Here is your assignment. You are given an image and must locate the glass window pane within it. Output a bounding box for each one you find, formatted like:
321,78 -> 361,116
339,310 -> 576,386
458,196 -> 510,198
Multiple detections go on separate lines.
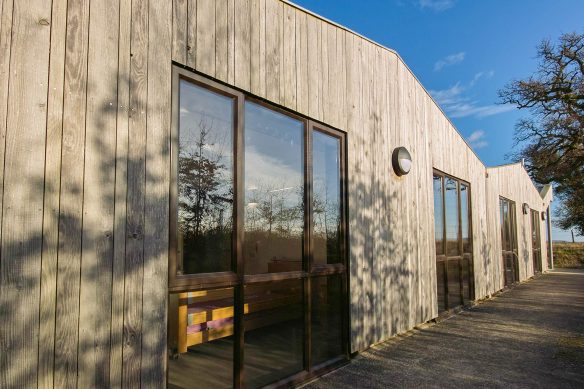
436,261 -> 446,312
462,256 -> 471,303
313,131 -> 342,265
460,184 -> 471,253
433,175 -> 444,255
509,202 -> 516,251
178,80 -> 234,274
500,199 -> 509,251
311,276 -> 343,366
447,260 -> 461,308
168,287 -> 234,389
244,102 -> 305,274
244,280 -> 304,388
445,178 -> 460,256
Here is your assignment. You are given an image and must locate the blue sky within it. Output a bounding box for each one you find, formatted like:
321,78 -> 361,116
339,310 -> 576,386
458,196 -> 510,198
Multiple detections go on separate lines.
292,0 -> 584,242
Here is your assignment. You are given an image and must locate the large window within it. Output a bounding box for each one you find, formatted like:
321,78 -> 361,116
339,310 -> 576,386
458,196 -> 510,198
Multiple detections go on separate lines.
531,209 -> 542,273
433,171 -> 474,313
168,67 -> 348,389
500,197 -> 518,286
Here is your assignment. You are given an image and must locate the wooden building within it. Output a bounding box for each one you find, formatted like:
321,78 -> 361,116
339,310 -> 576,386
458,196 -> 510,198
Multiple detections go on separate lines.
0,0 -> 553,388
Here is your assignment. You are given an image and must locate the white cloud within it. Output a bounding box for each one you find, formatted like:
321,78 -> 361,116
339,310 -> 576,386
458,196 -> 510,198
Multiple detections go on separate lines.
418,0 -> 456,12
429,71 -> 515,119
466,130 -> 488,149
469,70 -> 495,87
434,52 -> 466,71
449,103 -> 515,119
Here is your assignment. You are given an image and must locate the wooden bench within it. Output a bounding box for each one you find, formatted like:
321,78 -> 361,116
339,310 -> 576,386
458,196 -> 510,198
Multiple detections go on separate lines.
172,280 -> 302,354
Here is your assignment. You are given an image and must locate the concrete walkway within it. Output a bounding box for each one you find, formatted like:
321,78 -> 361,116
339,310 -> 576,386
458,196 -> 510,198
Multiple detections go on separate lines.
306,269 -> 584,388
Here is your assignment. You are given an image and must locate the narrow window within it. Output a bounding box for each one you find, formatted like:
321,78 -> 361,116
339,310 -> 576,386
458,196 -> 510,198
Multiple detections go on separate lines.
177,80 -> 235,275
243,101 -> 304,275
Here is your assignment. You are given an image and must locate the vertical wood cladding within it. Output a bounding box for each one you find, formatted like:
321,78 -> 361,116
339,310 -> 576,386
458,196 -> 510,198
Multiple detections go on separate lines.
0,0 -> 552,386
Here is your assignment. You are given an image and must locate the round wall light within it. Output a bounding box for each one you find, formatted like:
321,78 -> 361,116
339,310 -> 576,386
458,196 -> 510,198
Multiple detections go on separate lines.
392,147 -> 412,176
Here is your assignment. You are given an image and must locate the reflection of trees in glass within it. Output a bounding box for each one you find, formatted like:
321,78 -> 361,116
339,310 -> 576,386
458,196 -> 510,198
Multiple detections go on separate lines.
244,181 -> 304,274
179,117 -> 232,274
245,182 -> 303,237
313,181 -> 341,264
444,178 -> 459,255
433,175 -> 444,255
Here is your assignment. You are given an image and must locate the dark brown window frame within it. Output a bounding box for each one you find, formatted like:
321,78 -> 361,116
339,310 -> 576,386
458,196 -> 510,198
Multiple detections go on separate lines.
168,64 -> 350,388
432,169 -> 475,312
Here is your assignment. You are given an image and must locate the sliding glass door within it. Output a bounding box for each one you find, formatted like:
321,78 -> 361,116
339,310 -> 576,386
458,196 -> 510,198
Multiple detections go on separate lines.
168,66 -> 348,389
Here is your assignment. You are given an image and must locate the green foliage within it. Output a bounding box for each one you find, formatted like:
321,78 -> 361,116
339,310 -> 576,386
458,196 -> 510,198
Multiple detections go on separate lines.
499,32 -> 584,236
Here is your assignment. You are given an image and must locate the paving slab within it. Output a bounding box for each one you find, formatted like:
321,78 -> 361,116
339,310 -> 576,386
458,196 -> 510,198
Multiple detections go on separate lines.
305,269 -> 584,388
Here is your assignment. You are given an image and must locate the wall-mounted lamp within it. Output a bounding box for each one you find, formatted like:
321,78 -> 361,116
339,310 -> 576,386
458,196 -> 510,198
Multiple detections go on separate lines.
392,147 -> 412,176
541,212 -> 547,221
522,203 -> 530,215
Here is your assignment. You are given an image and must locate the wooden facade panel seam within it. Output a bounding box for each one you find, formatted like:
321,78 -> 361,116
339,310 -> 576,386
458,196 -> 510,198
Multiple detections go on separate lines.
109,0 -> 133,386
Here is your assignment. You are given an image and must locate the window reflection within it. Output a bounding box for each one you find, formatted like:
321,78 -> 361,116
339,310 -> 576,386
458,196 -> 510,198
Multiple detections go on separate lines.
244,102 -> 305,274
434,173 -> 473,312
168,288 -> 234,389
312,276 -> 343,365
445,178 -> 460,256
461,184 -> 470,253
178,81 -> 234,274
244,280 -> 304,388
447,260 -> 461,307
313,131 -> 342,265
433,175 -> 444,255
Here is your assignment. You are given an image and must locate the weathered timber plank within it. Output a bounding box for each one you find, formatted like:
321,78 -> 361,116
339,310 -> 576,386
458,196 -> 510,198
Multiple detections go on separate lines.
306,14 -> 320,119
141,0 -> 171,386
0,0 -> 51,387
186,0 -> 197,69
250,0 -> 261,95
282,3 -> 296,109
227,0 -> 235,85
172,0 -> 187,64
265,0 -> 280,103
295,9 -> 308,115
0,0 -> 14,255
122,0 -> 149,385
37,0 -> 67,387
215,0 -> 229,82
77,0 -> 119,387
234,0 -> 250,90
196,0 -> 215,77
109,0 -> 132,385
54,0 -> 90,387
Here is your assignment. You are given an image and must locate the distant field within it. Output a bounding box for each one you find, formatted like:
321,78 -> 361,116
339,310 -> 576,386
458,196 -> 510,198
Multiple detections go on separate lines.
553,242 -> 584,269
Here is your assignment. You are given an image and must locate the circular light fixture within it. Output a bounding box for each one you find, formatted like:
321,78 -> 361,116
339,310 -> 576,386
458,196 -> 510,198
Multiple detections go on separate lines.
392,147 -> 412,176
